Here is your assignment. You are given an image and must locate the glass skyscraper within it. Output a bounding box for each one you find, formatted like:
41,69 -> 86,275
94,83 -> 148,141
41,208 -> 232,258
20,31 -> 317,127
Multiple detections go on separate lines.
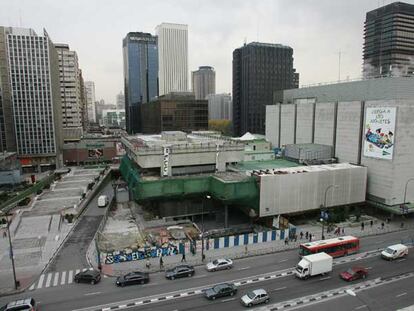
123,32 -> 158,134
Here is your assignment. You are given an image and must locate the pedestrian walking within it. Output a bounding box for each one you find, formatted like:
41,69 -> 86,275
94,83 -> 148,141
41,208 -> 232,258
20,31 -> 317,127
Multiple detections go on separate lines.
300,231 -> 304,239
284,237 -> 289,245
244,245 -> 248,254
361,222 -> 365,231
2,231 -> 6,238
309,233 -> 312,242
146,258 -> 151,269
322,235 -> 325,240
386,218 -> 390,224
370,220 -> 373,228
294,234 -> 298,242
401,222 -> 404,228
159,256 -> 164,269
342,228 -> 345,235
181,252 -> 186,262
381,222 -> 384,230
305,231 -> 309,240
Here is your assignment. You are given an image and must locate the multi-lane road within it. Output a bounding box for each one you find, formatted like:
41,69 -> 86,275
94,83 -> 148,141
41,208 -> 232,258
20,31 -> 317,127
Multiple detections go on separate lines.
1,228 -> 413,311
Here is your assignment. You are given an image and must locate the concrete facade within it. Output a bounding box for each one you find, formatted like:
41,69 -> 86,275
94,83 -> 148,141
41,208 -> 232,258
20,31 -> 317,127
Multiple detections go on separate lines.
267,77 -> 414,207
85,81 -> 96,123
192,66 -> 215,100
207,93 -> 232,121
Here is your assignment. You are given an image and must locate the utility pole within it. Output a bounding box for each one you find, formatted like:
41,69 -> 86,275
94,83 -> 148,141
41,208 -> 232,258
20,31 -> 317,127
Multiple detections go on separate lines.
1,212 -> 18,289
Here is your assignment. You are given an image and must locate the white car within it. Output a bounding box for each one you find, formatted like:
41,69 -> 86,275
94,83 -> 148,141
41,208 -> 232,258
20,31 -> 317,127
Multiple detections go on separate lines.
240,289 -> 269,307
206,258 -> 233,272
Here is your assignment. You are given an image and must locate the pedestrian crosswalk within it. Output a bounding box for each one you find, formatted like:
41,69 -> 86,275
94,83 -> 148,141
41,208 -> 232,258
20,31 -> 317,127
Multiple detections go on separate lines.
28,267 -> 108,291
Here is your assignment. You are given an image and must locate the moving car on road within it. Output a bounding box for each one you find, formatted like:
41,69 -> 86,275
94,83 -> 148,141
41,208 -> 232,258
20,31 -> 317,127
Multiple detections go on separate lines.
98,195 -> 109,207
339,266 -> 368,281
204,283 -> 237,300
0,298 -> 37,311
116,271 -> 149,287
165,265 -> 194,280
240,289 -> 269,307
206,258 -> 233,272
381,244 -> 408,260
74,270 -> 101,284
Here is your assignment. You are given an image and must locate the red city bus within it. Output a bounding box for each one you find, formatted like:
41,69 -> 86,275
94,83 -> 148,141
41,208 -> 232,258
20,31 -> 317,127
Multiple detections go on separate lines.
299,236 -> 360,258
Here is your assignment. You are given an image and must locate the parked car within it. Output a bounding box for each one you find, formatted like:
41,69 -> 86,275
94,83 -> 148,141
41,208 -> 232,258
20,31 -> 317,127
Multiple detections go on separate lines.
0,297 -> 37,311
98,195 -> 109,207
116,271 -> 149,287
206,258 -> 233,272
240,289 -> 269,307
165,265 -> 194,280
381,244 -> 408,260
204,283 -> 237,300
74,270 -> 101,284
339,267 -> 368,281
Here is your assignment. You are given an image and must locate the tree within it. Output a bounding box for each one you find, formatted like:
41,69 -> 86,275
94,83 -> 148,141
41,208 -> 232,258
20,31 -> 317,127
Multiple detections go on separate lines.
208,119 -> 232,136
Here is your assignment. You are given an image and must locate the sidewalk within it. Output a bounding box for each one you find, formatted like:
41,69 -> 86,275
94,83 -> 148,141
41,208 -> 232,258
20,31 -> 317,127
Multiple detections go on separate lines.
91,217 -> 414,277
0,167 -> 109,296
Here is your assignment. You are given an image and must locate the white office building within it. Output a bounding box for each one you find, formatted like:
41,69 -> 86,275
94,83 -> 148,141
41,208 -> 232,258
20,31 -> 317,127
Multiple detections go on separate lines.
84,81 -> 96,123
156,23 -> 188,95
207,93 -> 232,120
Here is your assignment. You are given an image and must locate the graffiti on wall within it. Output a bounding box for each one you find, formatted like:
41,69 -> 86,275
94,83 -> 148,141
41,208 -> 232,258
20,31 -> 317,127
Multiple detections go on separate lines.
104,243 -> 179,264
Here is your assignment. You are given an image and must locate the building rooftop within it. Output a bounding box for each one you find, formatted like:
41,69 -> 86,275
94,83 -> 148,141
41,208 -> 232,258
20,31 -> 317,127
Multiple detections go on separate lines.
229,159 -> 299,172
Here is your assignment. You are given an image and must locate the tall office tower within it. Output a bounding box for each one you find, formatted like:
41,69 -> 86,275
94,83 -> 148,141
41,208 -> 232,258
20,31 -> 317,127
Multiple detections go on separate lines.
206,93 -> 232,120
192,66 -> 216,99
78,69 -> 87,130
116,91 -> 125,110
0,26 -> 63,171
55,43 -> 83,141
84,81 -> 96,123
123,32 -> 158,134
363,2 -> 414,78
232,42 -> 296,136
156,23 -> 188,96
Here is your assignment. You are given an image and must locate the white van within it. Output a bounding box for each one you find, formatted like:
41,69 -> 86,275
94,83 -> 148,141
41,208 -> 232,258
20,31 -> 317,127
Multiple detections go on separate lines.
381,244 -> 408,260
97,195 -> 109,208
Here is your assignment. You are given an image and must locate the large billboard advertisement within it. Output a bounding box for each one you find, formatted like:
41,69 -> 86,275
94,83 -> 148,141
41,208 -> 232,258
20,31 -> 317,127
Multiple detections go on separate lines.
363,107 -> 396,160
88,149 -> 103,159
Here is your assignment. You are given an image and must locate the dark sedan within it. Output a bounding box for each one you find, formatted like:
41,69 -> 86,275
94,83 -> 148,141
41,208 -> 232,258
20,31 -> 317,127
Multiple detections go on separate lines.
165,265 -> 195,280
204,283 -> 237,300
116,271 -> 149,287
340,267 -> 368,281
74,270 -> 101,285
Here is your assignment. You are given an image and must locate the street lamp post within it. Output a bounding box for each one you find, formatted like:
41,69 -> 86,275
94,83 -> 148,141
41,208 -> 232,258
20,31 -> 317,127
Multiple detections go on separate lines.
403,178 -> 414,214
321,184 -> 339,239
1,212 -> 18,289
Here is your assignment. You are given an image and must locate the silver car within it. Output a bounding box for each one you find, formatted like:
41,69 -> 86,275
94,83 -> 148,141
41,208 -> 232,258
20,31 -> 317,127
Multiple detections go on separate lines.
240,289 -> 269,307
206,258 -> 233,272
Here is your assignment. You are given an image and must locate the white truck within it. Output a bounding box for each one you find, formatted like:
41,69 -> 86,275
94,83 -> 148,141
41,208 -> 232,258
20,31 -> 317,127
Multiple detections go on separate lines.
295,252 -> 333,279
381,244 -> 408,260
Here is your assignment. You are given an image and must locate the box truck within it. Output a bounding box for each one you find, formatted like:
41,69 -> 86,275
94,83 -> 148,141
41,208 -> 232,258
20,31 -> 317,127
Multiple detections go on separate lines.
295,252 -> 333,279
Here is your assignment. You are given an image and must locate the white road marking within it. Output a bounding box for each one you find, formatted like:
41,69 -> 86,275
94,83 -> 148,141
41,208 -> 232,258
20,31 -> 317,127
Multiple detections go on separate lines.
221,298 -> 236,302
319,276 -> 331,281
45,273 -> 53,288
53,272 -> 59,286
271,287 -> 287,291
68,270 -> 73,284
119,305 -> 127,309
37,274 -> 45,289
29,283 -> 35,290
396,258 -> 406,262
237,266 -> 250,271
279,259 -> 288,263
193,274 -> 207,279
84,292 -> 102,296
396,292 -> 407,298
375,240 -> 385,244
61,271 -> 66,285
355,305 -> 368,310
366,267 -> 373,270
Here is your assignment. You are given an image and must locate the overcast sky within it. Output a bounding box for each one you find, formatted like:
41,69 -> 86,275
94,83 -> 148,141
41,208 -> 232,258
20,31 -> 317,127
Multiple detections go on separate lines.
2,0 -> 413,104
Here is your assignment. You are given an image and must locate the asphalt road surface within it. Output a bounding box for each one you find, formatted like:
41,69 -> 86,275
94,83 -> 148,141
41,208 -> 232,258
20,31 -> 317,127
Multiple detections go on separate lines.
1,228 -> 413,311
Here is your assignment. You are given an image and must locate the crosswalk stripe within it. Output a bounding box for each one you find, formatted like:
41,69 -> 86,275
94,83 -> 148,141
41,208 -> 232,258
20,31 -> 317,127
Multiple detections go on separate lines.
53,272 -> 59,286
45,273 -> 53,288
37,274 -> 45,289
68,270 -> 73,284
89,267 -> 93,270
61,271 -> 66,285
29,283 -> 36,290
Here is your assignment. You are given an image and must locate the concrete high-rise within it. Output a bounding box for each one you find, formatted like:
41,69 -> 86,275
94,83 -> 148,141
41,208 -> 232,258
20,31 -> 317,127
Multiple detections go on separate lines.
0,26 -> 63,171
123,32 -> 158,134
55,43 -> 83,141
232,42 -> 297,136
363,2 -> 414,78
156,23 -> 188,95
192,66 -> 215,100
84,81 -> 96,123
207,93 -> 232,120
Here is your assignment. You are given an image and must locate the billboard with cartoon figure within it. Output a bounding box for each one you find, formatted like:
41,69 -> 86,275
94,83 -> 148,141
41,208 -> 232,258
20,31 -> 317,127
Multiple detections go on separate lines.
363,107 -> 396,160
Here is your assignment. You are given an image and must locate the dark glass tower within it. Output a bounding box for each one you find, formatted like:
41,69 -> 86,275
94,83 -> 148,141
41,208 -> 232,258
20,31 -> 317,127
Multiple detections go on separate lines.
123,32 -> 158,134
363,2 -> 414,78
232,42 -> 297,136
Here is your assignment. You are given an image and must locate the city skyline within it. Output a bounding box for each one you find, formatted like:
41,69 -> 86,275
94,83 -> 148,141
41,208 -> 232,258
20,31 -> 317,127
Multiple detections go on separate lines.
2,0 -> 414,104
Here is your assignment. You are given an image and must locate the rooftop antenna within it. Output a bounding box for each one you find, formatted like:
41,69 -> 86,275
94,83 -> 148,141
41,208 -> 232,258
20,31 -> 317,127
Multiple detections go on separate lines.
244,37 -> 247,46
338,50 -> 341,82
